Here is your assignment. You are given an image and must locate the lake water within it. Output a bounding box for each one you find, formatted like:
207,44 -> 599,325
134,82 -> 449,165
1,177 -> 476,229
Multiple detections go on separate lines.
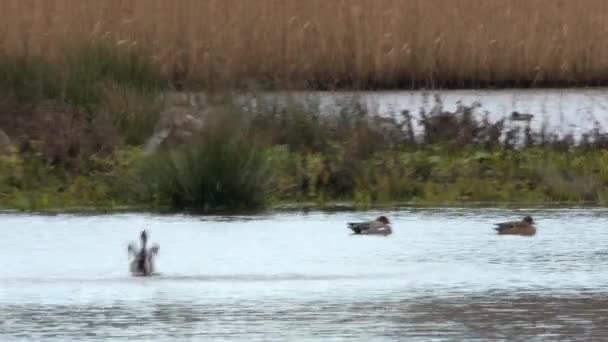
225,87 -> 608,136
2,208 -> 608,340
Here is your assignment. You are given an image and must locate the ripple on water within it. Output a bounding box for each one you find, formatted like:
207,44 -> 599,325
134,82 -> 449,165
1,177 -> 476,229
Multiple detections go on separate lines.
1,208 -> 608,340
1,292 -> 608,341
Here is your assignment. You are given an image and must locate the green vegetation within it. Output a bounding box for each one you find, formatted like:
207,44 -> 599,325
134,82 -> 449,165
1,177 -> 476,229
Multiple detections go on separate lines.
2,44 -> 608,213
4,144 -> 608,212
141,135 -> 271,212
0,41 -> 165,104
0,41 -> 166,147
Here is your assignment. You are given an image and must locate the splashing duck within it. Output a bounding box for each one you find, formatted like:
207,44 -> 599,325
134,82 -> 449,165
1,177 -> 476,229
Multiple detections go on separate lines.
128,230 -> 160,276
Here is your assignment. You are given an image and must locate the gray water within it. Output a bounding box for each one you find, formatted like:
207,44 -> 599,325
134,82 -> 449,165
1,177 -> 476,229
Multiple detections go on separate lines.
228,87 -> 608,136
2,208 -> 608,341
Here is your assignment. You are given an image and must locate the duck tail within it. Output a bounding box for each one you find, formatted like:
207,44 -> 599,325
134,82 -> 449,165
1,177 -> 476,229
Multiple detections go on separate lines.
494,225 -> 508,233
348,223 -> 362,234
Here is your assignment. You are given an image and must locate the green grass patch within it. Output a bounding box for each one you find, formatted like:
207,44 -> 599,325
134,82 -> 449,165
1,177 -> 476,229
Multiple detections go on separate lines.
140,135 -> 272,212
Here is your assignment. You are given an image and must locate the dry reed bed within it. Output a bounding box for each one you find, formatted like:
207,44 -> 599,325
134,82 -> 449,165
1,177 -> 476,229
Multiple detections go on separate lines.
2,0 -> 608,89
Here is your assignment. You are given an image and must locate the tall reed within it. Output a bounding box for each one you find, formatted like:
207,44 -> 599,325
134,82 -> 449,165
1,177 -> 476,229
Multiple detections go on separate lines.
3,0 -> 608,89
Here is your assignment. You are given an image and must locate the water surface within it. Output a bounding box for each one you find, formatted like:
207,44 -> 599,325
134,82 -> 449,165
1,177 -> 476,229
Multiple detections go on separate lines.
1,208 -> 608,340
233,88 -> 608,136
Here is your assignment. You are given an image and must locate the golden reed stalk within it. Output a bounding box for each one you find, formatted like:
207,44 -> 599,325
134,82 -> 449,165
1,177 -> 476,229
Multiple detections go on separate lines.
2,0 -> 608,89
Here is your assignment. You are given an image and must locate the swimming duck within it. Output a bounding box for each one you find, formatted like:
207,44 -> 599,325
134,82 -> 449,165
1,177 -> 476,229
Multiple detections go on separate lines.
348,216 -> 392,235
494,216 -> 536,236
127,230 -> 160,276
510,111 -> 534,121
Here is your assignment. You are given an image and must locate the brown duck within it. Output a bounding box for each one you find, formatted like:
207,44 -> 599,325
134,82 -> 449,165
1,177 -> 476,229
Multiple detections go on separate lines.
494,216 -> 536,236
348,216 -> 392,235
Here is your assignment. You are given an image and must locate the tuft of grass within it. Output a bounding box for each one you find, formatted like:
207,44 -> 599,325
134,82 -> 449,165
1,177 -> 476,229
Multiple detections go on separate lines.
62,41 -> 166,112
0,41 -> 167,167
0,41 -> 165,107
0,54 -> 61,104
101,84 -> 163,146
140,134 -> 271,212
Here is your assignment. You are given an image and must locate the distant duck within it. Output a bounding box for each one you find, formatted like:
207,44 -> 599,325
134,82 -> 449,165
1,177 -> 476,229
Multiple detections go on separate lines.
348,216 -> 392,235
510,111 -> 534,121
494,216 -> 536,236
128,230 -> 160,276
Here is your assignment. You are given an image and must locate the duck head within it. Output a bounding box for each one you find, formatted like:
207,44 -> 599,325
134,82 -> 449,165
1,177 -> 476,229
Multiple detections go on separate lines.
523,216 -> 534,224
376,216 -> 390,225
140,230 -> 148,247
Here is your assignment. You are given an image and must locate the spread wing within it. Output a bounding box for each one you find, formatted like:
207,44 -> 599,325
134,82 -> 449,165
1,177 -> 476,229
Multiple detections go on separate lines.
150,243 -> 160,256
127,242 -> 138,257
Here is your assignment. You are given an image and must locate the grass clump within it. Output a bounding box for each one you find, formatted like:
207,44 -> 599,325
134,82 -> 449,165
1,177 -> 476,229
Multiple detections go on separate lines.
0,55 -> 61,104
0,41 -> 165,108
0,41 -> 167,168
62,41 -> 165,112
141,134 -> 271,212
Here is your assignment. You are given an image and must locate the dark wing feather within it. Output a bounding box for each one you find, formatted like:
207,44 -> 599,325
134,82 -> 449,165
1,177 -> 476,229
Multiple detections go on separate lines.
494,221 -> 517,232
348,221 -> 371,234
127,243 -> 138,256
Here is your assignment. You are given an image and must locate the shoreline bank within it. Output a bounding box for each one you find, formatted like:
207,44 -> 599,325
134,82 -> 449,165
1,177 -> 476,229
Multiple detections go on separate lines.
1,200 -> 606,216
3,45 -> 608,213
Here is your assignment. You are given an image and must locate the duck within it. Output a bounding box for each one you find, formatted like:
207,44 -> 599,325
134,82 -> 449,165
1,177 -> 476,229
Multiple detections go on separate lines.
510,111 -> 534,121
494,216 -> 536,236
348,216 -> 392,235
127,230 -> 160,276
